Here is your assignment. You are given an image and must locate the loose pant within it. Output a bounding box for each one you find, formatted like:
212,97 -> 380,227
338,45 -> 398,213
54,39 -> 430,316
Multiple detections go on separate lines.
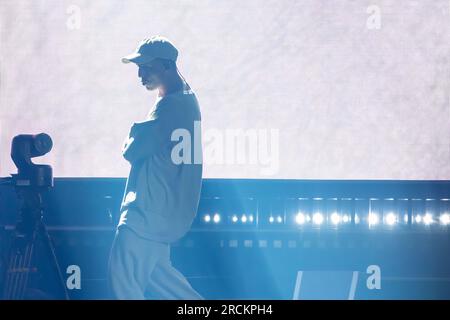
108,226 -> 204,300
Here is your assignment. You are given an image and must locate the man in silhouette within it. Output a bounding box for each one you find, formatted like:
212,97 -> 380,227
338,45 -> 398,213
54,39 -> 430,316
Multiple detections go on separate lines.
108,36 -> 204,300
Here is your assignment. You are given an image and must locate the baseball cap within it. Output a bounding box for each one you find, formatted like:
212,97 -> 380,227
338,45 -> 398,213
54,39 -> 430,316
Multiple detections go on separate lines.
121,35 -> 178,65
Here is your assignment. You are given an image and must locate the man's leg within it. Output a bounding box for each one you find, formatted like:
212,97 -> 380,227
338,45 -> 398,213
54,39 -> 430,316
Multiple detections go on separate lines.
108,226 -> 164,299
146,245 -> 205,300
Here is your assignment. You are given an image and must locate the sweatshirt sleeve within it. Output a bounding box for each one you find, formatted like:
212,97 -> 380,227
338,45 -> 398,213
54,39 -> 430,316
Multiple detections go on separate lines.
122,99 -> 173,164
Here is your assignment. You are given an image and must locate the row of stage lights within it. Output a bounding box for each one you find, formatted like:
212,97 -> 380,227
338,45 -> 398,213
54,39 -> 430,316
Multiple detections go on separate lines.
201,212 -> 450,227
203,213 -> 255,224
292,212 -> 450,227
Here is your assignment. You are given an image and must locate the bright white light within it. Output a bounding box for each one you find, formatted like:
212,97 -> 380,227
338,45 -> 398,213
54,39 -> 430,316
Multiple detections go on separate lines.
213,213 -> 221,223
404,214 -> 409,223
355,214 -> 360,224
368,213 -> 379,226
241,214 -> 248,223
277,216 -> 283,223
248,215 -> 254,222
312,212 -> 324,225
269,216 -> 274,223
204,214 -> 211,223
342,215 -> 350,223
330,212 -> 341,225
423,213 -> 434,225
295,213 -> 306,225
385,213 -> 397,226
439,213 -> 450,225
232,215 -> 238,223
415,215 -> 422,223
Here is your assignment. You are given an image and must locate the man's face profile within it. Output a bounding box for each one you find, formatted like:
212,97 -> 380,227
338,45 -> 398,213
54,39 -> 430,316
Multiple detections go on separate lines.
137,60 -> 166,91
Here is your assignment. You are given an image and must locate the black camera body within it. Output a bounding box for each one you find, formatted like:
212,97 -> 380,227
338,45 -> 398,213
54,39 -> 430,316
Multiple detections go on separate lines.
10,133 -> 53,188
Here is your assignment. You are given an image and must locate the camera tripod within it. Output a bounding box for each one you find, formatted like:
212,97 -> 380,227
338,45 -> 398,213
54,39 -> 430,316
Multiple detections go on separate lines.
1,183 -> 69,300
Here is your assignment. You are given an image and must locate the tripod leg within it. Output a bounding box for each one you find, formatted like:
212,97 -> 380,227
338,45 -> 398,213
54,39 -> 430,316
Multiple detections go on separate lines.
39,223 -> 69,300
10,244 -> 26,299
3,247 -> 20,299
2,234 -> 33,300
17,236 -> 35,299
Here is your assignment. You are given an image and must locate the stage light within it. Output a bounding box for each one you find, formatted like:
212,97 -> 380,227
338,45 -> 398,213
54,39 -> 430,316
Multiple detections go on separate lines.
241,214 -> 247,223
415,215 -> 422,223
276,216 -> 283,223
312,212 -> 324,225
330,212 -> 341,225
204,214 -> 211,223
248,215 -> 254,223
295,212 -> 306,225
213,213 -> 221,223
354,214 -> 360,224
368,213 -> 379,226
269,216 -> 274,223
232,215 -> 238,223
385,212 -> 397,226
423,213 -> 434,225
439,213 -> 450,225
342,214 -> 350,223
403,214 -> 409,223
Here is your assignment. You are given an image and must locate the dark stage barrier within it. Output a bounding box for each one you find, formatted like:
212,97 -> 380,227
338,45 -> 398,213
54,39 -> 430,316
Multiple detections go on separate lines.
1,179 -> 450,299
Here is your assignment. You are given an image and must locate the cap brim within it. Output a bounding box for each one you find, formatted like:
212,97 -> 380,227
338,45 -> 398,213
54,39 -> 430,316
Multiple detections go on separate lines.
121,52 -> 144,64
